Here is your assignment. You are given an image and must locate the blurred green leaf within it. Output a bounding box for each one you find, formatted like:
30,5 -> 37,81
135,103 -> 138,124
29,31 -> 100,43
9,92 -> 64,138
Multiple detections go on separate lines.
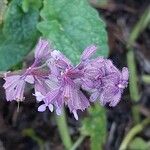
38,0 -> 108,64
81,104 -> 106,150
0,0 -> 40,71
129,138 -> 150,150
128,6 -> 150,47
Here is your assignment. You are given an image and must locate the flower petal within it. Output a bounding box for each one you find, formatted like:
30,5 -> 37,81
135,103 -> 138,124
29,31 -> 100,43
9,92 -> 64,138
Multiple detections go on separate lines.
100,85 -> 119,106
25,75 -> 34,84
72,110 -> 78,120
34,91 -> 45,101
81,45 -> 97,60
90,91 -> 100,102
56,107 -> 62,115
34,38 -> 51,59
38,104 -> 46,112
122,67 -> 129,81
45,88 -> 60,103
48,104 -> 54,112
109,91 -> 122,107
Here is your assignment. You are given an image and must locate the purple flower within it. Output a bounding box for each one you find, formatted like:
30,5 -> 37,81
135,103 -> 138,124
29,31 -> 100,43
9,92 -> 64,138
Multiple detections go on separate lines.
3,38 -> 52,102
3,38 -> 129,120
82,57 -> 106,92
34,38 -> 51,60
84,57 -> 129,107
81,45 -> 97,61
41,77 -> 90,120
34,49 -> 90,119
3,74 -> 34,101
100,67 -> 129,106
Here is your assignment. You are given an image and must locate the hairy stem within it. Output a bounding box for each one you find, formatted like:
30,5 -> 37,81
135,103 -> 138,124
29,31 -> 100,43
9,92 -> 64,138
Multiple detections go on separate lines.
55,108 -> 73,150
119,118 -> 150,150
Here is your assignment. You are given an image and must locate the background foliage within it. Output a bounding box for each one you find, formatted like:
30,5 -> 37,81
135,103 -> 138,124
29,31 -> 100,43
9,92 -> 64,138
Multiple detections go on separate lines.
0,0 -> 108,70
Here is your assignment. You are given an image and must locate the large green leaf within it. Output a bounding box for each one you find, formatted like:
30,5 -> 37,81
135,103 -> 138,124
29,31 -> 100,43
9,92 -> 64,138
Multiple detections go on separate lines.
38,0 -> 108,64
0,0 -> 39,71
81,104 -> 106,150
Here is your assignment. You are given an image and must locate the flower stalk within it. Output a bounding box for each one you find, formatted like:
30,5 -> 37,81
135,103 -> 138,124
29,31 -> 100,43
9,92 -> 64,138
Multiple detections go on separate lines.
127,49 -> 139,102
70,135 -> 86,150
127,49 -> 140,123
119,117 -> 150,150
55,108 -> 73,150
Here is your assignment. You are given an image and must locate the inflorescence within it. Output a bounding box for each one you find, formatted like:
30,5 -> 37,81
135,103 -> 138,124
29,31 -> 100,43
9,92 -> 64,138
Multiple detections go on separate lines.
3,38 -> 129,120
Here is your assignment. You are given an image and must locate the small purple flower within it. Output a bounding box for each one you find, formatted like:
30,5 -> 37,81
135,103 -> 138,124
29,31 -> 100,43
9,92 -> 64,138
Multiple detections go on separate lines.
41,77 -> 90,120
81,45 -> 97,61
3,38 -> 52,102
34,49 -> 90,119
100,67 -> 129,106
3,74 -> 34,101
84,58 -> 129,107
82,57 -> 106,92
35,91 -> 54,112
34,38 -> 51,60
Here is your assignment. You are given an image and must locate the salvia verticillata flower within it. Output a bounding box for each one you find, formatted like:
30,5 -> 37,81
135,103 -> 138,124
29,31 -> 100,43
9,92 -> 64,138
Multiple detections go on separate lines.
100,67 -> 129,106
38,50 -> 90,119
3,74 -> 34,101
3,38 -> 129,120
34,38 -> 51,61
3,39 -> 51,102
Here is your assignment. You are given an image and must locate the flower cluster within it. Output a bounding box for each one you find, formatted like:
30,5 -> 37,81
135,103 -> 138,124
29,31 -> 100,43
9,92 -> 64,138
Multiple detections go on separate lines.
3,38 -> 129,120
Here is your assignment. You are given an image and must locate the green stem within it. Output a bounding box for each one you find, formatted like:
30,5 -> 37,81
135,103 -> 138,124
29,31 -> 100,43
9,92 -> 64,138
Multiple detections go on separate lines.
142,75 -> 150,84
70,135 -> 86,150
55,108 -> 73,150
127,49 -> 140,123
127,6 -> 150,47
132,105 -> 140,124
119,118 -> 150,150
127,50 -> 140,102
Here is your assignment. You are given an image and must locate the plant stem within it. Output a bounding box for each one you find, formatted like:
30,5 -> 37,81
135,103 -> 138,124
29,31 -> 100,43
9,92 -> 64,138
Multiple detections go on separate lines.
70,135 -> 86,150
127,50 -> 140,102
127,6 -> 150,47
142,75 -> 150,84
127,49 -> 140,123
55,108 -> 73,150
119,118 -> 150,150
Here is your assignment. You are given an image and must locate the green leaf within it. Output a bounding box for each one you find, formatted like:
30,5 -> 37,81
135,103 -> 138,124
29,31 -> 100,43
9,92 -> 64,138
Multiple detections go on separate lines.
38,0 -> 108,64
81,104 -> 106,150
22,0 -> 42,13
0,0 -> 40,71
129,138 -> 150,150
3,0 -> 39,42
0,40 -> 34,70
